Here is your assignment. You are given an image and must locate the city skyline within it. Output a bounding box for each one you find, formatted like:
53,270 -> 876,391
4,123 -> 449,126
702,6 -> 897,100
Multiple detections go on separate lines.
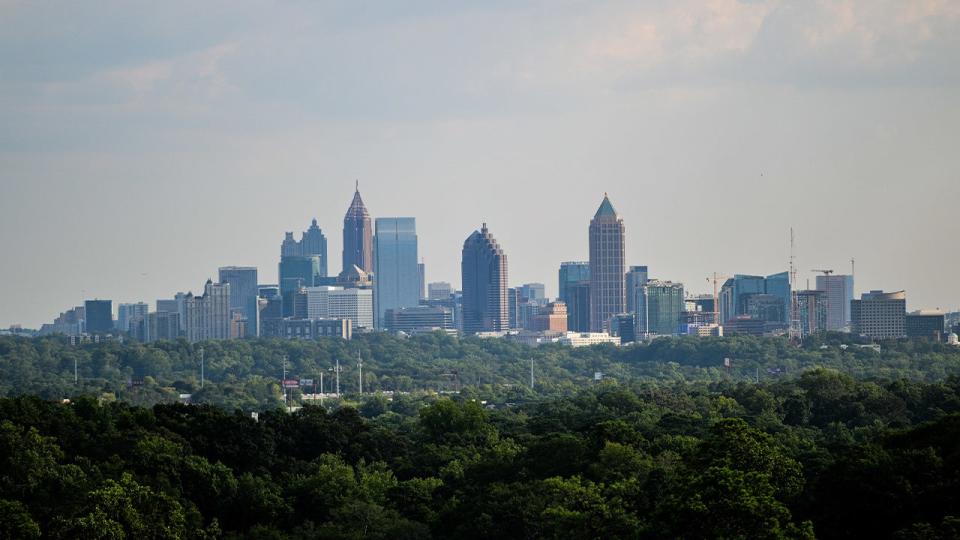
2,2 -> 959,327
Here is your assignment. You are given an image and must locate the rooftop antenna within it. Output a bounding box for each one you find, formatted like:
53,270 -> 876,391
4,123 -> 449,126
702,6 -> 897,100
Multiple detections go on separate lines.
788,228 -> 801,342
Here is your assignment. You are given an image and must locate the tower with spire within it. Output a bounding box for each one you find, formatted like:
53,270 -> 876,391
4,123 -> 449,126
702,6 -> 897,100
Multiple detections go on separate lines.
461,223 -> 509,334
341,182 -> 373,277
588,193 -> 626,332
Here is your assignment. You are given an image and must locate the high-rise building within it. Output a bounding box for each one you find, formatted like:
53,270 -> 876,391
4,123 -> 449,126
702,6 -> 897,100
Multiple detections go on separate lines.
342,185 -> 373,276
851,290 -> 906,340
718,273 -> 790,329
796,289 -> 828,336
461,223 -> 508,334
558,261 -> 590,304
520,283 -> 547,304
218,266 -> 259,337
329,288 -> 374,329
117,302 -> 148,333
906,310 -> 945,341
133,311 -> 180,342
281,232 -> 300,257
635,280 -> 684,337
428,282 -> 453,301
156,299 -> 179,314
567,281 -> 591,332
816,274 -> 855,332
611,313 -> 637,345
507,287 -> 520,329
418,261 -> 426,301
84,300 -> 113,334
589,194 -> 625,332
300,219 -> 329,277
373,217 -> 420,328
625,265 -> 649,314
183,280 -> 231,342
279,255 -> 322,317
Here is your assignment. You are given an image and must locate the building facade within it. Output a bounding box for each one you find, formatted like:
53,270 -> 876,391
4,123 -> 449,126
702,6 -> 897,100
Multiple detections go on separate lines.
117,302 -> 148,333
625,265 -> 649,314
218,266 -> 259,337
373,217 -> 420,328
342,186 -> 374,276
461,223 -> 508,334
558,261 -> 590,304
851,290 -> 906,340
530,302 -> 568,333
384,306 -> 455,333
279,255 -> 322,317
183,280 -> 231,342
428,282 -> 453,301
84,300 -> 113,334
635,280 -> 684,337
588,195 -> 625,332
815,274 -> 855,332
796,289 -> 828,336
906,310 -> 945,341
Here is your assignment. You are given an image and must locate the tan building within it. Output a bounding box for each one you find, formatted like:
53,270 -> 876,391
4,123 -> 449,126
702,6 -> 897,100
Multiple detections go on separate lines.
531,302 -> 568,333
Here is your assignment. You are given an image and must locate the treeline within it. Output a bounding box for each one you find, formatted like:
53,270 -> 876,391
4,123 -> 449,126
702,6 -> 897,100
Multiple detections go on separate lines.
1,371 -> 959,538
1,333 -> 960,411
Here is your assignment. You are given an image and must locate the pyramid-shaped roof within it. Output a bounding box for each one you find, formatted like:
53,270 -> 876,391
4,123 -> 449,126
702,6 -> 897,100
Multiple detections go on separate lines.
345,186 -> 370,220
594,193 -> 617,219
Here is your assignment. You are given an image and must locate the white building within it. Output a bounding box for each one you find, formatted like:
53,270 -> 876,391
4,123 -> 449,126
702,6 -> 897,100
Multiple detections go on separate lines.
304,286 -> 373,329
556,331 -> 621,347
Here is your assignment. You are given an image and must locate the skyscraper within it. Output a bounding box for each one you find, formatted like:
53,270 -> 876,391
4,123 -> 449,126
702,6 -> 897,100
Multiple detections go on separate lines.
718,273 -> 790,329
373,217 -> 420,328
116,302 -> 148,333
300,219 -> 329,278
278,256 -> 322,317
461,223 -> 508,334
183,280 -> 231,342
558,261 -> 590,303
816,274 -> 855,332
520,283 -> 547,304
342,185 -> 373,276
588,194 -> 625,332
625,265 -> 649,314
635,280 -> 684,337
797,289 -> 828,336
218,266 -> 259,337
428,282 -> 453,301
84,300 -> 113,334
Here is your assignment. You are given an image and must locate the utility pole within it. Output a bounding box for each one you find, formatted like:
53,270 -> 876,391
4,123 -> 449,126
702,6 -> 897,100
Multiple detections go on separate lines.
335,357 -> 341,398
357,349 -> 363,396
199,347 -> 205,389
282,355 -> 287,404
319,371 -> 324,406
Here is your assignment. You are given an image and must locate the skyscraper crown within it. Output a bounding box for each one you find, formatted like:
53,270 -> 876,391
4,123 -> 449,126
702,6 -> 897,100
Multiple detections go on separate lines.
594,193 -> 618,219
345,185 -> 370,220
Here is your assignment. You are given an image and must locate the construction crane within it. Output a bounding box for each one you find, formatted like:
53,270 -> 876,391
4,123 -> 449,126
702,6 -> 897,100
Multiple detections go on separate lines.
706,273 -> 732,326
812,269 -> 834,276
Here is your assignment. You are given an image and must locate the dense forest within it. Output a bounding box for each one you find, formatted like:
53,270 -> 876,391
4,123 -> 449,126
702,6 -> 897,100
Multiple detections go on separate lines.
1,334 -> 959,538
1,332 -> 960,410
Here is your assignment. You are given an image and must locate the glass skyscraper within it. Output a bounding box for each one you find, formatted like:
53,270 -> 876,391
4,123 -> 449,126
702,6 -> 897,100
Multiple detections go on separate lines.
342,186 -> 373,276
635,280 -> 684,337
558,261 -> 590,303
625,265 -> 649,314
278,256 -> 322,317
816,274 -> 855,331
373,217 -> 420,329
589,194 -> 625,332
218,266 -> 259,336
461,223 -> 508,334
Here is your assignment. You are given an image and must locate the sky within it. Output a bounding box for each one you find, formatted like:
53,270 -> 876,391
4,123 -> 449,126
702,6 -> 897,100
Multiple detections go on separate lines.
2,0 -> 959,328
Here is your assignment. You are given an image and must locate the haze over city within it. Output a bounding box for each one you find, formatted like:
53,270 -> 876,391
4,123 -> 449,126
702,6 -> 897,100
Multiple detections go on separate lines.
2,0 -> 959,328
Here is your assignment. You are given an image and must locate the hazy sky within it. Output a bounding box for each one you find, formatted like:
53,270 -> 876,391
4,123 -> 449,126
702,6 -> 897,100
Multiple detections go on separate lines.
2,0 -> 959,327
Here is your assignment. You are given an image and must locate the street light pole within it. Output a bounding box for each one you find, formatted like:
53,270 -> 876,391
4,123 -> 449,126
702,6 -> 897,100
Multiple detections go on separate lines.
199,347 -> 204,389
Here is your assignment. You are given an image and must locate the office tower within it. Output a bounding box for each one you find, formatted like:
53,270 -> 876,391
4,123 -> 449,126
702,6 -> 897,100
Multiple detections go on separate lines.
567,281 -> 591,332
418,261 -> 426,301
260,318 -> 352,340
218,266 -> 259,337
281,232 -> 300,257
156,299 -> 179,314
906,310 -> 945,341
278,255 -> 322,317
851,290 -> 906,340
373,217 -> 420,328
625,266 -> 649,314
530,302 -> 568,333
342,185 -> 374,276
520,283 -> 547,304
183,280 -> 231,342
258,286 -> 283,322
589,194 -> 626,332
635,280 -> 684,337
611,313 -> 636,345
329,288 -> 374,329
300,219 -> 329,277
507,287 -> 520,329
428,282 -> 453,301
384,306 -> 455,334
137,311 -> 180,342
796,290 -> 828,336
461,223 -> 508,334
718,273 -> 790,329
558,261 -> 590,303
816,274 -> 855,331
117,302 -> 148,333
84,300 -> 113,334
